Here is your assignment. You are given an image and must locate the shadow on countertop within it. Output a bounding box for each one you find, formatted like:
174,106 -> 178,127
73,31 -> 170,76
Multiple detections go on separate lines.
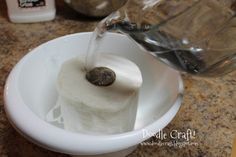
0,0 -> 8,21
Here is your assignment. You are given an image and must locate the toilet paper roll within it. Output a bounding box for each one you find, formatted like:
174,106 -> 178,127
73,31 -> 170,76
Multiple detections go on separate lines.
56,54 -> 143,134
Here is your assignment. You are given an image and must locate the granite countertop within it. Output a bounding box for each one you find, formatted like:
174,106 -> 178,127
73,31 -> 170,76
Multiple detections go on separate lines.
0,0 -> 235,157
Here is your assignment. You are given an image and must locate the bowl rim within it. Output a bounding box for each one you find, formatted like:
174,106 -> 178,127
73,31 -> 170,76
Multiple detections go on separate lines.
4,32 -> 184,155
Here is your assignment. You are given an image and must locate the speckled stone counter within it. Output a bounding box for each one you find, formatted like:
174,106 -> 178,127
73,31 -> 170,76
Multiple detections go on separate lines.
0,0 -> 235,157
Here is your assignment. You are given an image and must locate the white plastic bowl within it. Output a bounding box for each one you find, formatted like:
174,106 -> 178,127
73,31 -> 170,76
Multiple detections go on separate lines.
4,32 -> 183,156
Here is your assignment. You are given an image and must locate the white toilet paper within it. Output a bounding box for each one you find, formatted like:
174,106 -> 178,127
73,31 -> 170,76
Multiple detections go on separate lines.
49,54 -> 142,134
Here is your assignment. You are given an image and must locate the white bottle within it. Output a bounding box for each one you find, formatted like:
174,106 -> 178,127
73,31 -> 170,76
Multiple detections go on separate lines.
6,0 -> 56,23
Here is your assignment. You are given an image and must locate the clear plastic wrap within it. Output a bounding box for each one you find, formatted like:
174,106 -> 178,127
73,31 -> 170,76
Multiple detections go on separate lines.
98,0 -> 236,76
